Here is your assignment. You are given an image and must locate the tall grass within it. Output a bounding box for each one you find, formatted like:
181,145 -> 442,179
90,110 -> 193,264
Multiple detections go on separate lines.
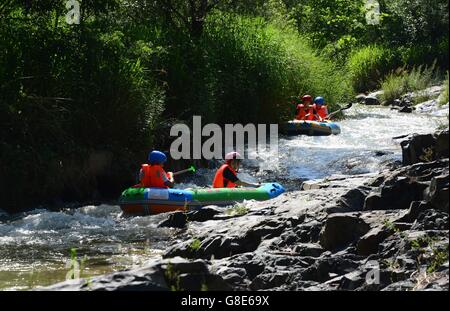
347,45 -> 399,93
188,12 -> 351,124
381,64 -> 437,104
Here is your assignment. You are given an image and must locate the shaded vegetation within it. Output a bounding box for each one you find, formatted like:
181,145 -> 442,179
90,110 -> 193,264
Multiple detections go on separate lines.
1,0 -> 448,211
381,64 -> 438,104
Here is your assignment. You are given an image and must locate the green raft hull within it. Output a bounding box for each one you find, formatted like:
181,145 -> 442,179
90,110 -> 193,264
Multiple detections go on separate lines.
119,183 -> 285,215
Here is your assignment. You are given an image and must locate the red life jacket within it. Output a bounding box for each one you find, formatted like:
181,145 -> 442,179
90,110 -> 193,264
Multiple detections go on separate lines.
313,104 -> 329,121
140,164 -> 169,189
296,104 -> 314,121
212,164 -> 238,188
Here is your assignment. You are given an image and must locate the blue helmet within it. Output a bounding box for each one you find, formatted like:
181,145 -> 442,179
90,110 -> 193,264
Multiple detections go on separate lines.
314,97 -> 325,106
148,151 -> 167,164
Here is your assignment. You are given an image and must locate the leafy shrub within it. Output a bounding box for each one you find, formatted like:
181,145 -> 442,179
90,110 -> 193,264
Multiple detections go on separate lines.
347,45 -> 400,93
381,64 -> 437,104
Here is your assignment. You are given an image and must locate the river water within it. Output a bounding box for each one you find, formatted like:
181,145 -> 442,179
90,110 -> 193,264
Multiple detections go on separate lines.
0,106 -> 447,290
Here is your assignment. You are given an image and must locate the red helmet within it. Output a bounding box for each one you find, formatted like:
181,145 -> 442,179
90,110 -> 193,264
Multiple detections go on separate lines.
302,95 -> 313,102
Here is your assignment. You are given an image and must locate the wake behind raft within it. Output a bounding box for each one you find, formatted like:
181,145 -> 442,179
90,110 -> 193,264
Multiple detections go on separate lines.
282,120 -> 341,136
119,183 -> 285,216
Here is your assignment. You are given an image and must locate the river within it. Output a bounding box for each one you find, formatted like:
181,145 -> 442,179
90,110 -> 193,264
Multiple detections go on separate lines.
0,105 -> 447,290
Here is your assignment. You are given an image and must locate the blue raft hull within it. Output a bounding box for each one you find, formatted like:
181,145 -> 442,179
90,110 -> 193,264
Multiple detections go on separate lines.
282,120 -> 341,136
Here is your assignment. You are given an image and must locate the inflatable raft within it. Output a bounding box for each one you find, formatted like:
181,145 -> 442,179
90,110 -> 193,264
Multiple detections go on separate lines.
119,183 -> 285,216
282,120 -> 341,136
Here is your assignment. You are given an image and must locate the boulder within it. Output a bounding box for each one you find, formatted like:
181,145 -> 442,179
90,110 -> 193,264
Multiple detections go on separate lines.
399,201 -> 432,223
401,134 -> 436,165
158,207 -> 223,229
435,131 -> 449,159
319,214 -> 371,251
356,227 -> 391,256
355,94 -> 367,103
338,270 -> 366,290
250,272 -> 293,290
330,186 -> 372,213
399,106 -> 414,113
187,207 -> 223,222
364,96 -> 381,106
425,174 -> 449,213
158,212 -> 188,228
293,243 -> 325,258
401,131 -> 449,166
364,177 -> 428,211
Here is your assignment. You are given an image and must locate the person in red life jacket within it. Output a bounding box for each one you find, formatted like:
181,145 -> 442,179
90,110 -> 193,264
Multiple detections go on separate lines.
213,152 -> 260,188
312,96 -> 329,121
295,95 -> 315,121
138,151 -> 175,188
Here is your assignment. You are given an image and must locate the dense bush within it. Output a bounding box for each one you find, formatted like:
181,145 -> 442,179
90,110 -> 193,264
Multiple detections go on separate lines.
347,45 -> 399,93
0,6 -> 164,210
380,65 -> 437,104
200,13 -> 351,123
161,12 -> 351,125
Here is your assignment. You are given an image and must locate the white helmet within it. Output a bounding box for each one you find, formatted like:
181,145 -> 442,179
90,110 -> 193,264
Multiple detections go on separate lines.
225,151 -> 242,162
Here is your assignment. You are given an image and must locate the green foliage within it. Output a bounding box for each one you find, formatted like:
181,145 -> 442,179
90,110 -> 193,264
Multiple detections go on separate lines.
0,4 -> 165,210
165,262 -> 182,291
380,64 -> 437,104
380,73 -> 407,104
347,45 -> 399,92
226,204 -> 250,216
410,235 -> 449,274
287,0 -> 366,49
189,239 -> 202,252
66,248 -> 87,280
381,0 -> 449,47
171,12 -> 351,124
428,244 -> 449,274
279,0 -> 449,74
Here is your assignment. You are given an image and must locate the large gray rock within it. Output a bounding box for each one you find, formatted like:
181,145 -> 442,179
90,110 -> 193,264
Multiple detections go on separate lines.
330,186 -> 372,213
436,131 -> 449,159
364,176 -> 428,211
401,131 -> 449,166
364,96 -> 381,106
37,257 -> 230,291
356,227 -> 391,256
401,133 -> 437,165
293,243 -> 325,258
319,214 -> 371,251
158,212 -> 188,228
425,174 -> 449,213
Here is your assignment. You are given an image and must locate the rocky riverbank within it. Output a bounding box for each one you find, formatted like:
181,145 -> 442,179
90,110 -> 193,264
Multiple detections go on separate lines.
40,130 -> 449,291
357,85 -> 449,116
